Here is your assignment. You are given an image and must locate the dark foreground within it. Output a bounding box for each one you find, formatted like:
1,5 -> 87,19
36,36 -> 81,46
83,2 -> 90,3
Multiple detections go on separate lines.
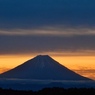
0,87 -> 95,95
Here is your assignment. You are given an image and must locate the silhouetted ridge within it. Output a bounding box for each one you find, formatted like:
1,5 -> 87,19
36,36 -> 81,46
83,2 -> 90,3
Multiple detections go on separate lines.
36,55 -> 50,58
33,55 -> 53,61
0,55 -> 91,80
34,55 -> 54,61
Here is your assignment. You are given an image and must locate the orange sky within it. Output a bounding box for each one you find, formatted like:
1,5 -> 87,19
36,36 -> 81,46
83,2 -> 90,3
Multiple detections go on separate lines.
0,55 -> 95,80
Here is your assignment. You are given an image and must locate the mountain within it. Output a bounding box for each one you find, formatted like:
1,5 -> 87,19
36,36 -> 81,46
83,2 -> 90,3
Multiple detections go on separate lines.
0,55 -> 91,80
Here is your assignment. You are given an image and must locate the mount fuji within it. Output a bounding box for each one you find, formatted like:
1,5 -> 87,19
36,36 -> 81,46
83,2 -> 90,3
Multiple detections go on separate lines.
0,55 -> 91,81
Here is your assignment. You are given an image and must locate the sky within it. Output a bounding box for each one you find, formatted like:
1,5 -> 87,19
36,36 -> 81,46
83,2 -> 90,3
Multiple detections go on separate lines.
0,0 -> 95,80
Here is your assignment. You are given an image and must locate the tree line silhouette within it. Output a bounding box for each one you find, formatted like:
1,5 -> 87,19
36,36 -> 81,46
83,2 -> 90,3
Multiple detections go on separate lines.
0,87 -> 95,95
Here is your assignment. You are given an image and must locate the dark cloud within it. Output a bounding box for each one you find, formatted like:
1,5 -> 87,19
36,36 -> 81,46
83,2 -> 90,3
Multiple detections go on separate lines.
0,0 -> 95,55
0,34 -> 95,55
0,0 -> 95,30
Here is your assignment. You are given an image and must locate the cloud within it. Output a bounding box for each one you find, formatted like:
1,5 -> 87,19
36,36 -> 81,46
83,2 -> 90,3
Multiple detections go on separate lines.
74,69 -> 95,80
0,0 -> 95,30
0,27 -> 95,36
0,0 -> 95,55
0,33 -> 95,55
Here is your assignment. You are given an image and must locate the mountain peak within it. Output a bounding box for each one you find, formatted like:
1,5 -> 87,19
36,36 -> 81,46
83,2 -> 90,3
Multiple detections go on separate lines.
33,55 -> 52,62
31,55 -> 54,68
36,55 -> 50,58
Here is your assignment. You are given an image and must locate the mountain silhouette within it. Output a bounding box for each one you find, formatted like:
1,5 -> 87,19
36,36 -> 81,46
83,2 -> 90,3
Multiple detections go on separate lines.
0,55 -> 91,80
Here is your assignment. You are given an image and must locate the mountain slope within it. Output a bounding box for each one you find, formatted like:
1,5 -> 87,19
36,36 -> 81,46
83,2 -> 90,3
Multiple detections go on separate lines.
0,55 -> 91,80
